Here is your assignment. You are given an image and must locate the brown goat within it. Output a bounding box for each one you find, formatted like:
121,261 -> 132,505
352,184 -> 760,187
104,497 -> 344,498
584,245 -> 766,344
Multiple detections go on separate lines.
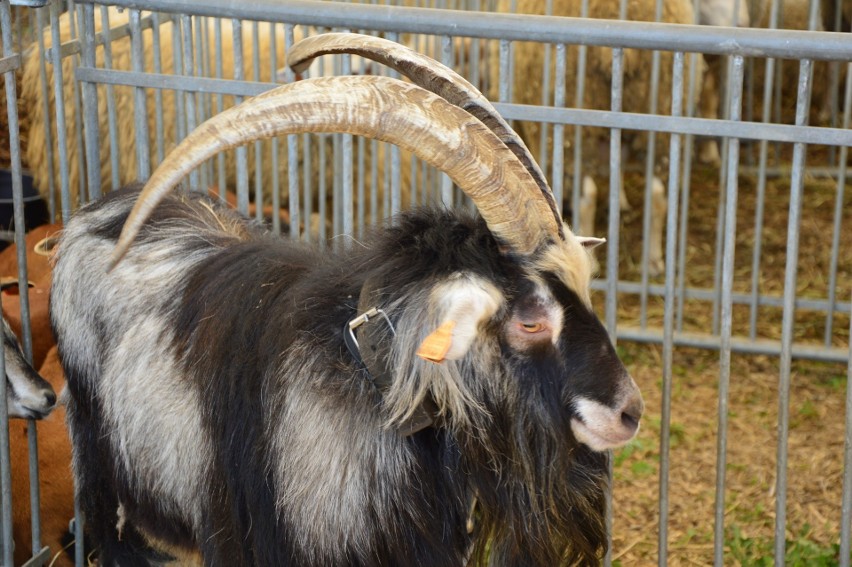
0,224 -> 62,286
0,223 -> 60,370
10,346 -> 74,567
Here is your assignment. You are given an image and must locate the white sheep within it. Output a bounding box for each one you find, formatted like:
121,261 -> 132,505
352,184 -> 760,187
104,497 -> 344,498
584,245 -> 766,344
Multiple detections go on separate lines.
512,0 -> 707,276
22,9 -> 414,234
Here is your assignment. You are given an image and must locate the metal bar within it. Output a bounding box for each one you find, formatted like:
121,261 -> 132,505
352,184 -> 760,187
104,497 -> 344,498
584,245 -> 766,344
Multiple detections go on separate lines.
841,293 -> 852,567
42,9 -> 166,61
284,24 -> 298,240
0,52 -> 19,73
749,55 -> 776,340
170,8 -> 186,146
35,6 -> 56,219
74,0 -> 852,62
49,0 -> 72,222
606,48 -> 624,338
658,50 -> 684,567
571,0 -> 587,231
551,43 -> 565,209
79,3 -> 101,200
151,11 -> 166,166
69,1 -> 88,206
1,3 -> 36,564
824,63 -> 851,346
252,19 -> 262,217
101,5 -> 123,189
195,15 -> 209,190
332,119 -> 341,240
368,137 -> 377,231
713,54 -> 744,567
675,49 -> 699,333
775,58 -> 813,567
389,30 -> 403,219
342,46 -> 354,241
587,278 -> 852,315
604,45 -> 624,567
129,9 -> 150,180
617,327 -> 850,364
20,546 -> 51,567
232,17 -> 248,215
180,14 -> 198,189
71,67 -> 852,148
639,0 -> 663,327
492,104 -> 852,146
358,135 -> 366,238
214,17 -> 225,195
538,24 -> 550,179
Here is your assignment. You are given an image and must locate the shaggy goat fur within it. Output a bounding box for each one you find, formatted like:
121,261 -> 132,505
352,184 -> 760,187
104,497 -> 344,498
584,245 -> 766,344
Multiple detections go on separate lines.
52,184 -> 641,566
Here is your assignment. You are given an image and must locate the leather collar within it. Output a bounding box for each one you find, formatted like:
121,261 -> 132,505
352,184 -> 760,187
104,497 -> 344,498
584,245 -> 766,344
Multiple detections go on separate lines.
345,277 -> 437,436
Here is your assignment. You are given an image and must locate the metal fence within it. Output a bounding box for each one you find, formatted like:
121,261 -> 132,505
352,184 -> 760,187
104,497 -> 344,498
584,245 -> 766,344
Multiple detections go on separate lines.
1,0 -> 851,564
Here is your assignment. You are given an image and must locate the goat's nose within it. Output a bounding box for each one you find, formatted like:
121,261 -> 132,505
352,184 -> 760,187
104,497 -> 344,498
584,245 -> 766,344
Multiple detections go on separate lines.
43,390 -> 57,408
620,396 -> 644,433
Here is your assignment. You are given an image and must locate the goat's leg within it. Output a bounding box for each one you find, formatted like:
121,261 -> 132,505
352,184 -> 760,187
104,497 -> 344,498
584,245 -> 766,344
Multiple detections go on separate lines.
579,175 -> 602,272
579,175 -> 597,238
698,54 -> 722,166
63,378 -> 162,565
649,177 -> 667,277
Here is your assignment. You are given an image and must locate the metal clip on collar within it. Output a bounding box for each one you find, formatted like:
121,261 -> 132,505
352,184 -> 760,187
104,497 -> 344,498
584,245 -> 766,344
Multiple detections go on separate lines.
344,304 -> 435,437
347,307 -> 395,350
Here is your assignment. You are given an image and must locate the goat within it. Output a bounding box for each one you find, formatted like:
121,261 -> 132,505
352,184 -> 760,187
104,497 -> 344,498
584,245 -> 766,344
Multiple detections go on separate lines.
2,298 -> 55,420
0,223 -> 61,371
3,281 -> 53,384
51,33 -> 643,566
0,223 -> 62,286
11,346 -> 74,567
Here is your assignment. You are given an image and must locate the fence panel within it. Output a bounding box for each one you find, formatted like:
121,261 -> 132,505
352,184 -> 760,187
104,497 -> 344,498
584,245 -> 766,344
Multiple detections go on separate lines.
1,0 -> 851,564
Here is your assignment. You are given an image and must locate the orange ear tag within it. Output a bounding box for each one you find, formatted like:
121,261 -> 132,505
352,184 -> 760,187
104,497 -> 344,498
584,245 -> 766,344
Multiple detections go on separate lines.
416,320 -> 456,363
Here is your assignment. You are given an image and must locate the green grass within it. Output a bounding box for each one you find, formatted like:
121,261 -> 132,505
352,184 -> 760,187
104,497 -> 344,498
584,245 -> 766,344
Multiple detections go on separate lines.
726,525 -> 847,566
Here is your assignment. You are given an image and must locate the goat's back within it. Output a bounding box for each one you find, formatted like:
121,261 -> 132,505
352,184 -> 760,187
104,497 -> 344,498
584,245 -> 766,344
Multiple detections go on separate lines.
50,186 -> 281,557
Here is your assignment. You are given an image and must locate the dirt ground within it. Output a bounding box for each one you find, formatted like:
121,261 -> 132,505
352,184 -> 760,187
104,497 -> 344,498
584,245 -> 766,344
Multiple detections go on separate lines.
602,150 -> 851,565
609,345 -> 849,566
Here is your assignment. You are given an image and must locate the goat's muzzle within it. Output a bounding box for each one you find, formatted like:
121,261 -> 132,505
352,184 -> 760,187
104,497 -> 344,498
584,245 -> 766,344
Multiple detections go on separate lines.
570,375 -> 644,452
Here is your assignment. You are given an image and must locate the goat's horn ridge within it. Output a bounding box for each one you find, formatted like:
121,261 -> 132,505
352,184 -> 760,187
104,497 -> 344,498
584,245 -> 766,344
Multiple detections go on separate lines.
287,32 -> 563,241
111,76 -> 561,267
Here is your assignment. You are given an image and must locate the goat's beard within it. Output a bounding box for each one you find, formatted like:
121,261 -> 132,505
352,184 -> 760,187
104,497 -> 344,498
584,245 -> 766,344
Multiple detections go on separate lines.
460,362 -> 609,567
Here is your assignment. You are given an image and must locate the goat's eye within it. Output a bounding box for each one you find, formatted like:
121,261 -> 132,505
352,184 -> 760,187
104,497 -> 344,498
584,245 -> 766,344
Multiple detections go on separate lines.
520,322 -> 544,333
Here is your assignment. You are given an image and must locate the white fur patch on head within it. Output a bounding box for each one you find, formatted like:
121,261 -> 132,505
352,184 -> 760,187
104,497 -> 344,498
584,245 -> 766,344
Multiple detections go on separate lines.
419,273 -> 504,362
534,223 -> 599,308
385,272 -> 504,431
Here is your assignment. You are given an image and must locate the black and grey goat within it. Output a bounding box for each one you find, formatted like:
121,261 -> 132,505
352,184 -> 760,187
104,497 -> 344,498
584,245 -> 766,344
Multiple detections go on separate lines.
50,33 -> 643,566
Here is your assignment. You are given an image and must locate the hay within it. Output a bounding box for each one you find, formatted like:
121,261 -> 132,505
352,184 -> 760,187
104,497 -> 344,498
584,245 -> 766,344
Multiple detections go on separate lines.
611,346 -> 850,565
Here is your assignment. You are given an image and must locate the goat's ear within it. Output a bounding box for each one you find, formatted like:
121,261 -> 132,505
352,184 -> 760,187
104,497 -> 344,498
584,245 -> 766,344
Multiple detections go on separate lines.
577,236 -> 606,249
416,274 -> 502,364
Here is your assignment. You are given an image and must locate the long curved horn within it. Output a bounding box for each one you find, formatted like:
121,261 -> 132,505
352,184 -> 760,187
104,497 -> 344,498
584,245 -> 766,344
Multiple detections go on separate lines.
288,32 -> 563,240
111,76 -> 561,267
